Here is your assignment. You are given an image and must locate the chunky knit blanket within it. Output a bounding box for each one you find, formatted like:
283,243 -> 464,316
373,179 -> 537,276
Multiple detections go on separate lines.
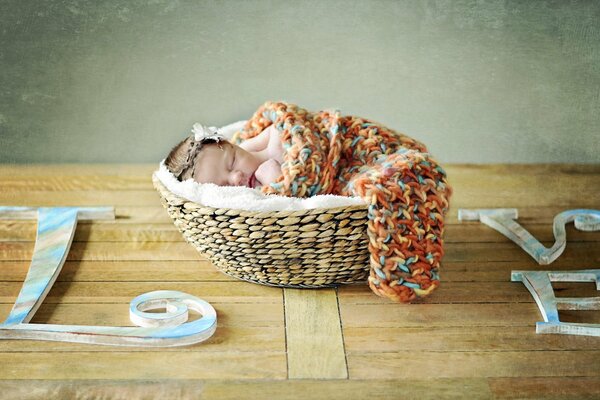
236,101 -> 452,303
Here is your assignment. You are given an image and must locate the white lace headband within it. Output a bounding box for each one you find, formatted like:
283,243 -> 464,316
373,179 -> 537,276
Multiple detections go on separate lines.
192,123 -> 225,142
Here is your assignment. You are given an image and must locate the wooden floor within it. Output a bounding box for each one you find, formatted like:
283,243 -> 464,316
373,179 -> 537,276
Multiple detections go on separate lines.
0,164 -> 599,399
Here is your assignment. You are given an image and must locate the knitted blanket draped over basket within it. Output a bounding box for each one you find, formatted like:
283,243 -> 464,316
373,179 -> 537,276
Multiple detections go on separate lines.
235,101 -> 452,303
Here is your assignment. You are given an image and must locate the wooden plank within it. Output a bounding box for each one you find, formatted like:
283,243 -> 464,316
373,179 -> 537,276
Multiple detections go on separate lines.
445,205 -> 600,223
0,281 -> 282,304
1,259 -> 596,284
0,326 -> 283,353
0,175 -> 153,191
348,351 -> 600,379
1,303 -> 284,328
488,377 -> 600,399
343,326 -> 600,352
0,163 -> 595,177
284,288 -> 347,379
0,280 -> 594,306
0,205 -> 590,227
445,163 -> 600,175
339,303 -> 543,327
446,164 -> 600,185
0,205 -> 170,225
0,165 -> 596,211
0,185 -> 594,207
113,206 -> 173,223
0,274 -> 597,305
0,377 -> 596,399
448,175 -> 600,192
443,242 -> 600,263
0,190 -> 161,206
337,281 -> 598,304
0,240 -> 597,262
0,222 -> 182,242
2,220 -> 598,243
0,242 -> 203,261
443,223 -> 599,243
0,352 -> 287,379
0,164 -> 597,208
445,165 -> 600,209
448,183 -> 598,208
0,260 -> 231,282
441,260 -> 600,282
340,303 -> 597,329
0,164 -> 156,176
0,378 -> 494,400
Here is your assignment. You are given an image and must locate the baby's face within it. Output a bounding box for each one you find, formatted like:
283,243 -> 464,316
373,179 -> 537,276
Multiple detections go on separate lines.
192,141 -> 262,188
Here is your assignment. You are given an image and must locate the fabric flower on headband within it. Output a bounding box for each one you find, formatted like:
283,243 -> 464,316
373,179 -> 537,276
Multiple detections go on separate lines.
192,123 -> 225,142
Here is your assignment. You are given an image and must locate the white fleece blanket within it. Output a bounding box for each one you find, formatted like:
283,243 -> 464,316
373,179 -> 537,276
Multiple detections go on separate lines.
154,120 -> 365,212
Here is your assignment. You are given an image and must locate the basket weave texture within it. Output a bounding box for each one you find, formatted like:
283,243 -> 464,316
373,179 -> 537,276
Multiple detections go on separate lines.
153,175 -> 370,288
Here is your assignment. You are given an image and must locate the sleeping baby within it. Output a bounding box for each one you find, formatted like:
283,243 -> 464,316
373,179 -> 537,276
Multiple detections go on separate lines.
165,123 -> 283,188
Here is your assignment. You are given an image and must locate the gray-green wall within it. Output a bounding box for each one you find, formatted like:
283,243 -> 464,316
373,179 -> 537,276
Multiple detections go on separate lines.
1,0 -> 598,163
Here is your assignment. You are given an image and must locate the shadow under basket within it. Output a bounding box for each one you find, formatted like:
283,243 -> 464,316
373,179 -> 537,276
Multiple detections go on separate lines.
153,175 -> 370,288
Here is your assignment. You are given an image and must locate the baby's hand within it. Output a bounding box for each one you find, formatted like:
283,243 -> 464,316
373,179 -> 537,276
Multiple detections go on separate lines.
265,125 -> 284,163
255,158 -> 282,187
239,125 -> 284,163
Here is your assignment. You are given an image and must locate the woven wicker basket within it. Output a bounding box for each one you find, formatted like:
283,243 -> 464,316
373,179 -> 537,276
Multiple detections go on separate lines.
153,174 -> 370,288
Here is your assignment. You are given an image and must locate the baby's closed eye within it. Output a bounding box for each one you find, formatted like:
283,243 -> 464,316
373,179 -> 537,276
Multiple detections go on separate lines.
230,149 -> 236,169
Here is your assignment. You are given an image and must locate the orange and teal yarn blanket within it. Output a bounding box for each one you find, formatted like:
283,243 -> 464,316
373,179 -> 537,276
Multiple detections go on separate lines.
236,101 -> 452,303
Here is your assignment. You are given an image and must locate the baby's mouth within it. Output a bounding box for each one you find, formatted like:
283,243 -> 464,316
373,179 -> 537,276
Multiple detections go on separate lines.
248,172 -> 257,188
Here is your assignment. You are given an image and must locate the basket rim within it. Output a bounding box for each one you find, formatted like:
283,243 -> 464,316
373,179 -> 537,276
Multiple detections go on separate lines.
152,173 -> 368,217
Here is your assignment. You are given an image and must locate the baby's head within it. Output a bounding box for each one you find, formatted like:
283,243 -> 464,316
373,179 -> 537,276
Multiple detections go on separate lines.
165,135 -> 262,188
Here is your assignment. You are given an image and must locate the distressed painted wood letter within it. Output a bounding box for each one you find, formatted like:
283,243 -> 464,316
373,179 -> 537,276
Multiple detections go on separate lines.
512,270 -> 600,337
0,207 -> 217,347
458,208 -> 600,264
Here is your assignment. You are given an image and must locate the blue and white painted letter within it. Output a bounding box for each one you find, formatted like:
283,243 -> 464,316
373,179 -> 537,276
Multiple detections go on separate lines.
0,207 -> 217,347
458,208 -> 600,264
